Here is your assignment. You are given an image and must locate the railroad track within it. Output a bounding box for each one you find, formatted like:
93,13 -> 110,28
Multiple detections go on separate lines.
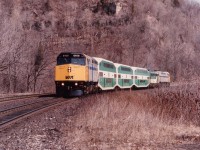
0,97 -> 78,131
0,93 -> 54,103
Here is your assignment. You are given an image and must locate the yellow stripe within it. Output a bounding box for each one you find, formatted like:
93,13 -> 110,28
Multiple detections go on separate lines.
55,64 -> 89,81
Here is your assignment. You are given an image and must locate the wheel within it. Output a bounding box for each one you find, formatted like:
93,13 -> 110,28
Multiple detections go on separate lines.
56,87 -> 62,97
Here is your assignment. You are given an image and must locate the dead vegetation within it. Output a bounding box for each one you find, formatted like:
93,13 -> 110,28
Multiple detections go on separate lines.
0,0 -> 200,93
66,86 -> 200,149
0,86 -> 200,149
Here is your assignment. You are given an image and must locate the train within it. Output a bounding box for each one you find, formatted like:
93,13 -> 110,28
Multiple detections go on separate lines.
55,52 -> 170,97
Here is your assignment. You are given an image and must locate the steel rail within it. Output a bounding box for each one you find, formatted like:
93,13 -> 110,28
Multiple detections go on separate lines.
0,98 -> 78,131
0,98 -> 56,115
0,93 -> 54,103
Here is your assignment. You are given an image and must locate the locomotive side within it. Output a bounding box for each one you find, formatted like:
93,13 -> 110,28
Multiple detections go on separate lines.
149,71 -> 159,88
156,71 -> 170,87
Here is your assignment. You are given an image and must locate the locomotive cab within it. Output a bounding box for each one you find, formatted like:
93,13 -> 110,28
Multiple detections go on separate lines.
149,71 -> 159,88
55,52 -> 98,97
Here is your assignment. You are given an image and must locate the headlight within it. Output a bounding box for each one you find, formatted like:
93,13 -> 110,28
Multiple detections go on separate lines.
61,83 -> 65,86
75,83 -> 78,86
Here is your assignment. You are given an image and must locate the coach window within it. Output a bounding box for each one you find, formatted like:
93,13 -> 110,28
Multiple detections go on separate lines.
103,63 -> 114,69
106,78 -> 112,83
99,72 -> 103,77
121,67 -> 131,72
140,80 -> 146,83
124,79 -> 129,83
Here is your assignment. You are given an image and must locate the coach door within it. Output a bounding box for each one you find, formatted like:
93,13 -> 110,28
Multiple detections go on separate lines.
92,59 -> 98,82
87,58 -> 93,82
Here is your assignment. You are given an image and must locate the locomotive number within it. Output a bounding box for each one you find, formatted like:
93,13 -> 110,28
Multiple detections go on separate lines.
66,76 -> 74,79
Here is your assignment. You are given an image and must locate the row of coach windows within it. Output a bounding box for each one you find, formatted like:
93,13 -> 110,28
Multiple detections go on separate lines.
136,69 -> 148,74
121,67 -> 131,72
131,76 -> 138,79
103,63 -> 114,69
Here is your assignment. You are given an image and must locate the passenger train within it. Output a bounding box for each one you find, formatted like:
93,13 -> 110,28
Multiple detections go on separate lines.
55,52 -> 170,97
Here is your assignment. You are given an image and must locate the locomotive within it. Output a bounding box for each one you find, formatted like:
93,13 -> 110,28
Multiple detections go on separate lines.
55,52 -> 170,97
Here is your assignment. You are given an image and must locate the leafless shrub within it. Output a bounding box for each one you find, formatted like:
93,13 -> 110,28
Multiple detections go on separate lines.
68,88 -> 200,147
172,0 -> 180,7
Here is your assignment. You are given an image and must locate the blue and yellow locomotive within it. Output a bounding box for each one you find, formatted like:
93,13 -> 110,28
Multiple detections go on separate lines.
55,52 -> 98,96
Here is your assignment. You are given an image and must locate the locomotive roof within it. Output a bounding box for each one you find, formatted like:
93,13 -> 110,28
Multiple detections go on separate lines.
156,71 -> 170,75
58,52 -> 91,58
59,52 -> 83,55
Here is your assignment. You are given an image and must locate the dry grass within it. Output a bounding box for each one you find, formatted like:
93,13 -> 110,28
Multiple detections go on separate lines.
1,84 -> 200,149
63,85 -> 200,149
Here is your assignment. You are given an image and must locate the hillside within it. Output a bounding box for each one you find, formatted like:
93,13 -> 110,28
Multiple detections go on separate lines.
0,0 -> 200,93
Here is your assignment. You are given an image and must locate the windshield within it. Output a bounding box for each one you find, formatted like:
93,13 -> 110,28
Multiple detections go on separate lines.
71,58 -> 85,65
57,57 -> 85,65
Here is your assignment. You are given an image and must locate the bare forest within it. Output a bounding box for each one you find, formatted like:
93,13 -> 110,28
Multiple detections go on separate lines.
0,0 -> 200,94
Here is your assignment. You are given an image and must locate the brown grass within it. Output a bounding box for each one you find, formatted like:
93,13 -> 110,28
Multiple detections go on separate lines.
62,85 -> 200,149
1,84 -> 200,149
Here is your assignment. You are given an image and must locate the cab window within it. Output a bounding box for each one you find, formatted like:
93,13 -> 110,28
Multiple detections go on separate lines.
57,56 -> 85,65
